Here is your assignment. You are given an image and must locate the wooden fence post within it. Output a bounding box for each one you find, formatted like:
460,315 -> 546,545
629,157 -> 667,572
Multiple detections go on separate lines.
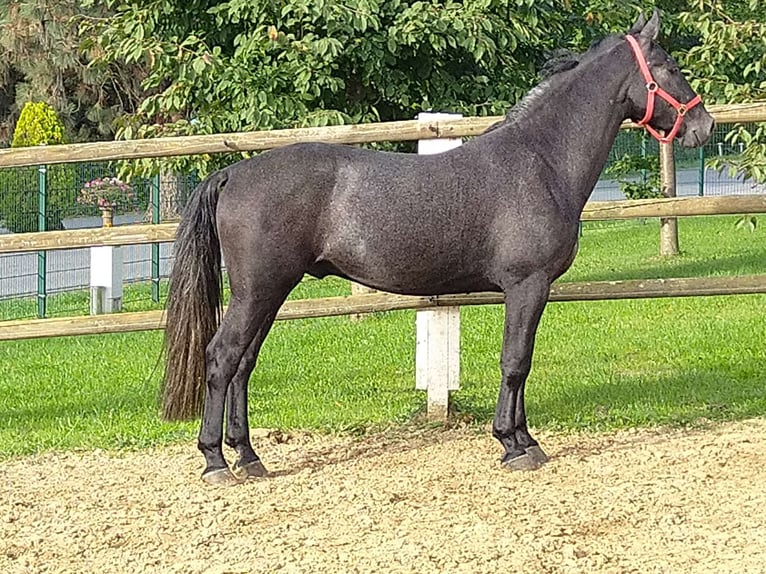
415,112 -> 463,420
659,142 -> 679,256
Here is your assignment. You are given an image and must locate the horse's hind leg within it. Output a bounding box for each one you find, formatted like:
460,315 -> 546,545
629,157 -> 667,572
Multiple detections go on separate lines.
494,273 -> 551,471
198,296 -> 284,485
224,311 -> 279,480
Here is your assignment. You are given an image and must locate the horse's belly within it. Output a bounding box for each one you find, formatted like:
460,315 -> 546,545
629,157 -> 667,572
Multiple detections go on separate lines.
313,240 -> 493,296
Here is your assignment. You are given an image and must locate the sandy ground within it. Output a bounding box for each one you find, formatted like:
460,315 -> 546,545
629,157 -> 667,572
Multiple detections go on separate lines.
2,418 -> 765,574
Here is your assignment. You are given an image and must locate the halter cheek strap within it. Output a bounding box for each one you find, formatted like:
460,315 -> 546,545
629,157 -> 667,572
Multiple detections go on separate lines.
625,35 -> 702,144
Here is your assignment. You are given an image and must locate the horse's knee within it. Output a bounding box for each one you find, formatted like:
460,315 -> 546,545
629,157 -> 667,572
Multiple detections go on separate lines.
499,365 -> 530,387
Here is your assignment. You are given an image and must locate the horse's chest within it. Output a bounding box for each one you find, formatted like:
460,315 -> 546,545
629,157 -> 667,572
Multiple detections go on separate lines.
492,225 -> 578,279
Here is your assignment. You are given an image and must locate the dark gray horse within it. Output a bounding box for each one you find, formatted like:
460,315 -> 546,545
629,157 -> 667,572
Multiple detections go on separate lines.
163,10 -> 714,485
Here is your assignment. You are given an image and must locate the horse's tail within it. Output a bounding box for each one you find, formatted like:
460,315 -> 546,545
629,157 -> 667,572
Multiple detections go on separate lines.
161,170 -> 228,420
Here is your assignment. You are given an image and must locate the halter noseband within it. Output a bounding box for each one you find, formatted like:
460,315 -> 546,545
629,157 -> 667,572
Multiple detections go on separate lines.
625,35 -> 702,144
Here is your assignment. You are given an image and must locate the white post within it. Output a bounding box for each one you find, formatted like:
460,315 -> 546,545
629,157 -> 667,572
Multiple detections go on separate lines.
415,112 -> 462,420
90,245 -> 123,314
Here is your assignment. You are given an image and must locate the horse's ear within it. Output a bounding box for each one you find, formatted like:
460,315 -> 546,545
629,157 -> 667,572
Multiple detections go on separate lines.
639,8 -> 660,42
628,12 -> 646,35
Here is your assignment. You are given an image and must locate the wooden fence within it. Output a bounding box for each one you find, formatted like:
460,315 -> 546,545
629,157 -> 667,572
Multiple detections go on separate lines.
0,102 -> 763,168
2,274 -> 765,342
0,101 -> 765,333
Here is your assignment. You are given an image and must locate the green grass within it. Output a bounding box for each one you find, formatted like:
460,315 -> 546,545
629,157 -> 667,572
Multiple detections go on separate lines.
0,279 -> 171,321
459,297 -> 766,429
569,216 -> 766,282
1,215 -> 765,457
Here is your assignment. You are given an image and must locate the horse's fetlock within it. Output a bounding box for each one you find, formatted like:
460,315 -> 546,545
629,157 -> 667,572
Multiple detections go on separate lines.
492,424 -> 513,441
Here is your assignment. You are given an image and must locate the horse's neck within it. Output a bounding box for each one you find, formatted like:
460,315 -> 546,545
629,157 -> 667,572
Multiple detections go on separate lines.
509,45 -> 632,219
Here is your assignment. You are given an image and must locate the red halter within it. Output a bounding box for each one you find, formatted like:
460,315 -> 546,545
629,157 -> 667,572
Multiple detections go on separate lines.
625,35 -> 702,144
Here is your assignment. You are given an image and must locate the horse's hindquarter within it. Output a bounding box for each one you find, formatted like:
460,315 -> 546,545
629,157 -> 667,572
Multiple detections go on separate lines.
215,145 -> 340,294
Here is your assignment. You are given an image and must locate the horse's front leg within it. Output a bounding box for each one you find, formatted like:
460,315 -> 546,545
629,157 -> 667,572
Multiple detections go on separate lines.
494,273 -> 551,471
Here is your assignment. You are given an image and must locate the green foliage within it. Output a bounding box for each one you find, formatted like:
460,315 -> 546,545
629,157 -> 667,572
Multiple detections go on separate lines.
0,167 -> 37,232
81,0 -> 570,177
712,123 -> 766,184
0,1 -> 143,144
606,153 -> 662,200
678,1 -> 766,103
11,101 -> 65,147
3,103 -> 74,228
677,0 -> 766,183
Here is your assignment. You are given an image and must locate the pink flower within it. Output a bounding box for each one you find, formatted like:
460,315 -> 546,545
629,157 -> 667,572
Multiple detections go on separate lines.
78,177 -> 135,210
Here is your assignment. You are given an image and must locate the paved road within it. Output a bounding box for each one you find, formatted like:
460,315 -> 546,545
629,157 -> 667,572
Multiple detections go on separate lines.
591,166 -> 766,201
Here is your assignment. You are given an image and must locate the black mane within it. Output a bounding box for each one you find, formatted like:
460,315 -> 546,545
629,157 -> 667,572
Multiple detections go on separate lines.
539,37 -> 606,78
483,37 -> 609,134
539,49 -> 580,79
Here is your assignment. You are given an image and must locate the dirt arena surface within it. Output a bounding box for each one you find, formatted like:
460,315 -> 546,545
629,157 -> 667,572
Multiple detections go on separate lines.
2,418 -> 765,574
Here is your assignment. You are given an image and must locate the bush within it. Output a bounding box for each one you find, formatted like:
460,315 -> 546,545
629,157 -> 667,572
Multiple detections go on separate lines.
605,153 -> 662,200
0,102 -> 77,232
11,102 -> 65,148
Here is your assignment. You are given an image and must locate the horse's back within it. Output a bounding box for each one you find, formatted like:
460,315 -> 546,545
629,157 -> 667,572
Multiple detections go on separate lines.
216,140 -> 487,240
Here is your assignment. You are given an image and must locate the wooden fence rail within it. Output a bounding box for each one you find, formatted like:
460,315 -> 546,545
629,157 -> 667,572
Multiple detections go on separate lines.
0,102 -> 764,169
2,194 -> 766,255
2,275 -> 765,342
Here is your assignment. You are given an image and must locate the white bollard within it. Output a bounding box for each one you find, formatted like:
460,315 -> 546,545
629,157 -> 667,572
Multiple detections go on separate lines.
415,112 -> 463,420
90,245 -> 123,314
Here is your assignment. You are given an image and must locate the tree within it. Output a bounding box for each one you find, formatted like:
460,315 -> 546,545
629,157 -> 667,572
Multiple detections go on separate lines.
0,0 -> 144,144
0,101 -> 75,232
61,0 -> 766,188
678,0 -> 766,183
80,0 -> 572,178
0,1 -> 72,135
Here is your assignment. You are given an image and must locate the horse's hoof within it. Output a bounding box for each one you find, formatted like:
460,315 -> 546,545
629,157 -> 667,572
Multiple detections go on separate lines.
525,445 -> 549,465
501,452 -> 540,472
201,467 -> 243,486
232,459 -> 269,480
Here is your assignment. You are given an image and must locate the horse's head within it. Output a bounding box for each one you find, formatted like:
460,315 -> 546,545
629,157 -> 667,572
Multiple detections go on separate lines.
624,9 -> 714,148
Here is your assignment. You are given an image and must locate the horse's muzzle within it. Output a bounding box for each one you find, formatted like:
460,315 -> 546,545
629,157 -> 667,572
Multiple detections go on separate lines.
679,111 -> 715,148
